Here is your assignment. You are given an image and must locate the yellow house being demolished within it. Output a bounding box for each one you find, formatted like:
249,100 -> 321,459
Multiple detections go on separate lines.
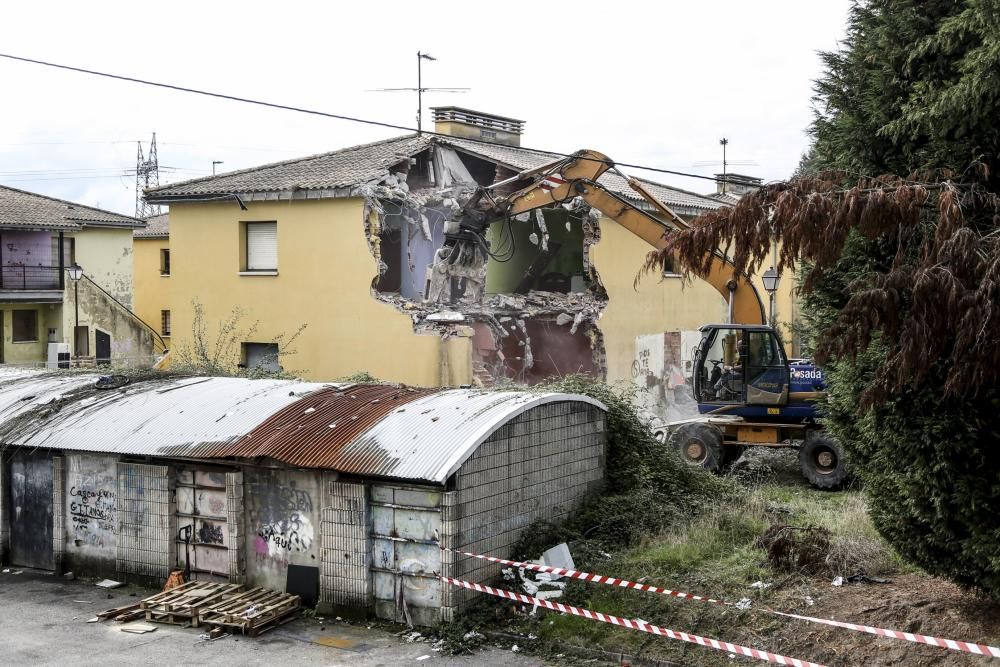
145,108 -> 770,422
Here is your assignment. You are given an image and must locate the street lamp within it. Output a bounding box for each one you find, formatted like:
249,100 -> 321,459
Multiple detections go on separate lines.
66,263 -> 83,358
761,266 -> 780,323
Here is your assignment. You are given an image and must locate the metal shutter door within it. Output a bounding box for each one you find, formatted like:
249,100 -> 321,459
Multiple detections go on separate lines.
246,222 -> 277,270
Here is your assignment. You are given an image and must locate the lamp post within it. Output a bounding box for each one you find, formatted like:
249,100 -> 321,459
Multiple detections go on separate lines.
66,262 -> 83,358
761,266 -> 780,323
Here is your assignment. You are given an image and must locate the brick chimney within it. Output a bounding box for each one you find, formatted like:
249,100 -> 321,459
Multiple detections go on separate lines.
431,107 -> 524,146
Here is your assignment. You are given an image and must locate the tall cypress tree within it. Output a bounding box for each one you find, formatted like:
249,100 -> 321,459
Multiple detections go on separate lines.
805,0 -> 1000,596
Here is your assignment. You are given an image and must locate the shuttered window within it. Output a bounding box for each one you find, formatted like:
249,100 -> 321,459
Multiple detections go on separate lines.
245,222 -> 277,271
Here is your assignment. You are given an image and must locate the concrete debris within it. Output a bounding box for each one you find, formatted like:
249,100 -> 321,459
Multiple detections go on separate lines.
426,311 -> 465,322
541,543 -> 575,572
96,579 -> 124,589
534,210 -> 549,252
359,157 -> 612,386
121,623 -> 158,634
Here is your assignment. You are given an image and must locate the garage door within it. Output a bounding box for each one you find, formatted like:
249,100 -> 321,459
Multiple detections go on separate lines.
7,450 -> 53,570
371,485 -> 442,627
175,468 -> 233,580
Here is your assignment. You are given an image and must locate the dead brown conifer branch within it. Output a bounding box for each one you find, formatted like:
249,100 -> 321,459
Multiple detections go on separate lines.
637,171 -> 1000,407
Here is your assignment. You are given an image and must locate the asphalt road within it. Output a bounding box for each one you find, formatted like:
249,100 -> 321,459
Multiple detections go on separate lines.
0,570 -> 545,666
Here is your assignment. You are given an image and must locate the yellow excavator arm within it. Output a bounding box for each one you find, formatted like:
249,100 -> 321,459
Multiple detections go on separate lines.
428,149 -> 765,325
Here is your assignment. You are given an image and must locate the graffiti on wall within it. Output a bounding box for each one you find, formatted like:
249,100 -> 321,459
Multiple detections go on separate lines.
632,331 -> 700,425
67,457 -> 118,551
248,480 -> 315,567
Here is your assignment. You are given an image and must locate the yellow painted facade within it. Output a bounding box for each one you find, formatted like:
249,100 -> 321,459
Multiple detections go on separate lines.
159,194 -> 766,387
133,236 -> 171,346
167,199 -> 471,386
591,219 -> 729,386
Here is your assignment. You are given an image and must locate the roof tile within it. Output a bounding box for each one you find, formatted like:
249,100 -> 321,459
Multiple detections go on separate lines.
0,185 -> 142,230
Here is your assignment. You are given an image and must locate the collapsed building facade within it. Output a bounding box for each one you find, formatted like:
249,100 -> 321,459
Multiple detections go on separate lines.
0,369 -> 606,624
145,108 -> 735,423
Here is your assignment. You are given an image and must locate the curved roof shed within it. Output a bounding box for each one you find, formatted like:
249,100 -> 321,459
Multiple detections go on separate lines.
215,385 -> 608,483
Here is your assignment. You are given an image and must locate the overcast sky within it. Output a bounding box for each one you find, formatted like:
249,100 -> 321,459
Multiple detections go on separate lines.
0,0 -> 851,216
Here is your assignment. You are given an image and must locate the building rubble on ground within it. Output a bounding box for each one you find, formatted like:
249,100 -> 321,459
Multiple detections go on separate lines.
0,368 -> 607,625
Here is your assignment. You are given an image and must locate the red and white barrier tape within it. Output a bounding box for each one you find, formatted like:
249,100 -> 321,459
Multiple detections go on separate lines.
442,576 -> 824,667
444,546 -> 1000,659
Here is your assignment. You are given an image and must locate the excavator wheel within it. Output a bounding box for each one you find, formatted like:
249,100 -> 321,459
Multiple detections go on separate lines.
798,431 -> 850,490
671,422 -> 726,473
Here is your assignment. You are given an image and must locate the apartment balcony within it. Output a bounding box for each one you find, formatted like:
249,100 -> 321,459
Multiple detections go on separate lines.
0,265 -> 64,302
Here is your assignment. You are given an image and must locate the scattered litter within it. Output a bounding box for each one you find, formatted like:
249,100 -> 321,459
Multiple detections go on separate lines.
404,631 -> 423,643
86,617 -> 100,623
121,623 -> 158,634
463,631 -> 484,640
528,232 -> 539,245
96,579 -> 124,589
847,571 -> 892,585
10,570 -> 22,575
541,543 -> 574,572
416,656 -> 431,662
735,597 -> 753,610
749,581 -> 772,590
64,571 -> 75,580
72,600 -> 91,604
804,596 -> 815,606
1,568 -> 8,573
832,576 -> 844,587
511,644 -> 520,653
501,568 -> 516,581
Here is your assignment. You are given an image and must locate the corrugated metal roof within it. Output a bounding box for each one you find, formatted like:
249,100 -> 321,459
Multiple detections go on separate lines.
215,384 -> 437,465
295,388 -> 607,483
0,372 -> 331,457
0,371 -> 607,485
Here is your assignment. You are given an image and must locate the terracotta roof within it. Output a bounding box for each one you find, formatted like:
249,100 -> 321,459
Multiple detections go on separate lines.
135,212 -> 169,238
0,185 -> 143,231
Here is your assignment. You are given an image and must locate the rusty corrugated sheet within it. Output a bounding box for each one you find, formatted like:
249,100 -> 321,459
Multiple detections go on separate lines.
216,384 -> 437,467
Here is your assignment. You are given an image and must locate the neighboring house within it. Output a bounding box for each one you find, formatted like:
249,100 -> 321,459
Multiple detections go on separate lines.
0,185 -> 160,366
144,108 -> 748,416
134,212 -> 171,348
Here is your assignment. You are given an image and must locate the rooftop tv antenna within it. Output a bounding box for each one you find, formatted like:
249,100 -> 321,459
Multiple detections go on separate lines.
135,132 -> 161,218
369,52 -> 470,134
693,137 -> 758,194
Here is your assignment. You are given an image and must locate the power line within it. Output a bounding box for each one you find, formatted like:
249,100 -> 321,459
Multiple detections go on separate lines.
0,51 -> 755,187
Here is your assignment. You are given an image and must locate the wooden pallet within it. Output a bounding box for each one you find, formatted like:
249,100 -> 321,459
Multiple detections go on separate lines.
140,581 -> 244,627
198,587 -> 301,636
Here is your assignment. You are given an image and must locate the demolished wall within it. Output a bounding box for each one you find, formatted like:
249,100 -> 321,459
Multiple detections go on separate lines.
362,145 -> 609,387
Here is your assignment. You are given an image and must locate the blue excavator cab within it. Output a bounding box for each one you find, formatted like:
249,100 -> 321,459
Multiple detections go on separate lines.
692,324 -> 826,422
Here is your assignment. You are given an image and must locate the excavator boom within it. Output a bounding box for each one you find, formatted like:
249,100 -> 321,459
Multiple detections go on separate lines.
425,149 -> 765,325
